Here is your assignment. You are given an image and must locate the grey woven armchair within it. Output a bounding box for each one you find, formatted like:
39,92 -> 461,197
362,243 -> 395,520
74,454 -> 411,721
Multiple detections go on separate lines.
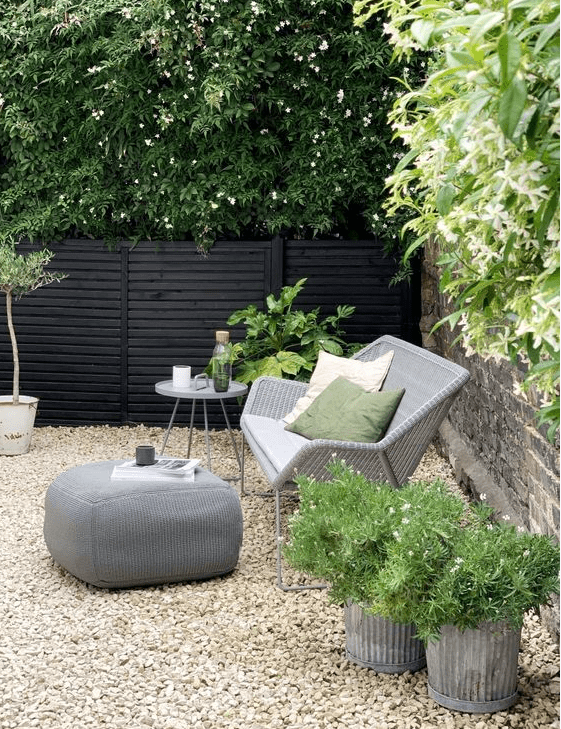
240,335 -> 470,590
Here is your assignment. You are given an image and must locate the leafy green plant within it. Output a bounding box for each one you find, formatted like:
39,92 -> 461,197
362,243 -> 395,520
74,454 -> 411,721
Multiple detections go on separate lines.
226,278 -> 356,384
285,461 -> 560,642
354,0 -> 560,439
0,244 -> 66,402
0,0 -> 423,250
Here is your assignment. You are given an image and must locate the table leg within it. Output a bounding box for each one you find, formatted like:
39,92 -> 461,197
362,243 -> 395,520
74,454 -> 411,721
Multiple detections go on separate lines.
187,400 -> 197,458
202,400 -> 212,470
160,398 -> 181,455
220,399 -> 243,475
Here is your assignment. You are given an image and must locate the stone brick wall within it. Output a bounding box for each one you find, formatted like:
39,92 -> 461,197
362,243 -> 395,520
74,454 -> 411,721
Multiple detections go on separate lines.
420,243 -> 560,637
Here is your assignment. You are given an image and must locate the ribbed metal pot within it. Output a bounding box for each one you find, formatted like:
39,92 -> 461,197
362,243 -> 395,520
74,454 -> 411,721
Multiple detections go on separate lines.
344,602 -> 426,674
426,621 -> 522,713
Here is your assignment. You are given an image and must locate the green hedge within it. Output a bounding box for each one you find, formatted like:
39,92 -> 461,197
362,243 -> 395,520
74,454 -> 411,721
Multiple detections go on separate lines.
0,0 -> 422,250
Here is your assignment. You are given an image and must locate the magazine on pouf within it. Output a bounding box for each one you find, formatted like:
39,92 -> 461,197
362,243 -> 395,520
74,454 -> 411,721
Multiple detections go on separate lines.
111,458 -> 200,481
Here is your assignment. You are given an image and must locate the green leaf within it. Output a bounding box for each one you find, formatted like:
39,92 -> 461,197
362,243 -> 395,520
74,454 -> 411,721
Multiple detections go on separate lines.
436,183 -> 455,215
394,147 -> 419,174
402,233 -> 429,263
320,339 -> 345,355
410,19 -> 435,48
431,310 -> 463,334
275,351 -> 307,376
446,50 -> 478,69
469,11 -> 504,41
536,189 -> 560,243
498,78 -> 527,140
498,32 -> 522,89
534,16 -> 560,54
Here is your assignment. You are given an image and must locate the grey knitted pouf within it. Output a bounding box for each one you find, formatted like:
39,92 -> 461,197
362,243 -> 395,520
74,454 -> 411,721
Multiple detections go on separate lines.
43,461 -> 243,589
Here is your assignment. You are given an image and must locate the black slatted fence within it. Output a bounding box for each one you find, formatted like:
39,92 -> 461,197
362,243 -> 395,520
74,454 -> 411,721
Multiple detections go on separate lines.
0,238 -> 420,427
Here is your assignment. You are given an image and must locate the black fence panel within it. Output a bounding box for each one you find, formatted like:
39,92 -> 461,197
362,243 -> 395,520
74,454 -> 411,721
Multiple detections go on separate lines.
284,239 -> 421,345
0,238 -> 420,427
0,241 -> 123,425
126,240 -> 274,428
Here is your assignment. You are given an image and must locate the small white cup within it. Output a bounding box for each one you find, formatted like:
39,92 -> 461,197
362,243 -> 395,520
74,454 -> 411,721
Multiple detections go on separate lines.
172,365 -> 191,389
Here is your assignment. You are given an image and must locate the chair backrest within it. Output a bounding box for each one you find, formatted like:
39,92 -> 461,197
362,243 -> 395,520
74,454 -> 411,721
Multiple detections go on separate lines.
353,335 -> 469,432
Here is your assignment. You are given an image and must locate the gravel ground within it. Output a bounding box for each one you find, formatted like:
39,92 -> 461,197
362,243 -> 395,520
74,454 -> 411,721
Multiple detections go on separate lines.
0,425 -> 559,729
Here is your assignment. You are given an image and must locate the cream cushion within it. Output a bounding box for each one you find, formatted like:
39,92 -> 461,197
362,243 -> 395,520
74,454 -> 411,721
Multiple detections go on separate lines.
283,349 -> 394,424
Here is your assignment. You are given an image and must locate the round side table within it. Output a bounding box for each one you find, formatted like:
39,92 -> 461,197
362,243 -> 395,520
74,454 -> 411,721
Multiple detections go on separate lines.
155,379 -> 248,478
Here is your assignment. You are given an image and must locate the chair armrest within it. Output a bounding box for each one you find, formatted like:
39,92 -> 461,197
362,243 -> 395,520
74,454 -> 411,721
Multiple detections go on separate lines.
242,377 -> 308,420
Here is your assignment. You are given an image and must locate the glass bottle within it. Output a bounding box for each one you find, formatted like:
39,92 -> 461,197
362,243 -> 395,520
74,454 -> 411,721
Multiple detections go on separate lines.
211,330 -> 232,392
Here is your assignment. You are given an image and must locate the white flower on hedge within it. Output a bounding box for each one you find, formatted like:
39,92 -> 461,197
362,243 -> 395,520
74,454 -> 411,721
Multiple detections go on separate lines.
336,89 -> 344,103
91,109 -> 104,120
319,40 -> 329,51
228,197 -> 236,204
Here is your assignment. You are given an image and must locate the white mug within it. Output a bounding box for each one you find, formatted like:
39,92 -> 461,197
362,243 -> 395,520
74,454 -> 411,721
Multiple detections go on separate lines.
172,365 -> 191,388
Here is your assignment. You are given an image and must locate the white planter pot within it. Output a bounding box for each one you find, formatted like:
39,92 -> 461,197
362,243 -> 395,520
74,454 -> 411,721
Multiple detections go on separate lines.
0,396 -> 39,455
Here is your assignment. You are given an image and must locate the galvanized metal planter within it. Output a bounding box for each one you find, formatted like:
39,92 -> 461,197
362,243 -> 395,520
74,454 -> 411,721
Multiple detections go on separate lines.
344,602 -> 426,674
426,621 -> 522,713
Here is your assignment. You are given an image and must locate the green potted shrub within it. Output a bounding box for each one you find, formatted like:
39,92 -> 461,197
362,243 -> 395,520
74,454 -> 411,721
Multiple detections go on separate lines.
286,461 -> 559,710
372,493 -> 560,713
284,461 -> 467,673
226,278 -> 359,385
0,243 -> 66,454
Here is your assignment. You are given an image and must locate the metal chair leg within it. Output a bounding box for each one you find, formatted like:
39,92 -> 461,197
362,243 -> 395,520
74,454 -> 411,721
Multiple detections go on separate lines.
240,432 -> 246,495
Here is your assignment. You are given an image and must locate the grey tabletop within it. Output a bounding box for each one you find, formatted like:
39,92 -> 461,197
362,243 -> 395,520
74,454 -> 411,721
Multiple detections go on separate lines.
155,379 -> 248,400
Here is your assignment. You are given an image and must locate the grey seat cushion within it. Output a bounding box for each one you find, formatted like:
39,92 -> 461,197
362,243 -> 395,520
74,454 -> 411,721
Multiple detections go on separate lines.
43,461 -> 243,589
241,414 -> 309,475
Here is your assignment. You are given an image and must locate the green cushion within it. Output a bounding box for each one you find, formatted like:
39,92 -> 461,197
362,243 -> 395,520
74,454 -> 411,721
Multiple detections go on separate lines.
285,376 -> 405,443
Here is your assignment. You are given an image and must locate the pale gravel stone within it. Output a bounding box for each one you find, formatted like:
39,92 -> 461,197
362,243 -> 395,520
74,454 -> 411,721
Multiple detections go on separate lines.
0,426 -> 558,729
